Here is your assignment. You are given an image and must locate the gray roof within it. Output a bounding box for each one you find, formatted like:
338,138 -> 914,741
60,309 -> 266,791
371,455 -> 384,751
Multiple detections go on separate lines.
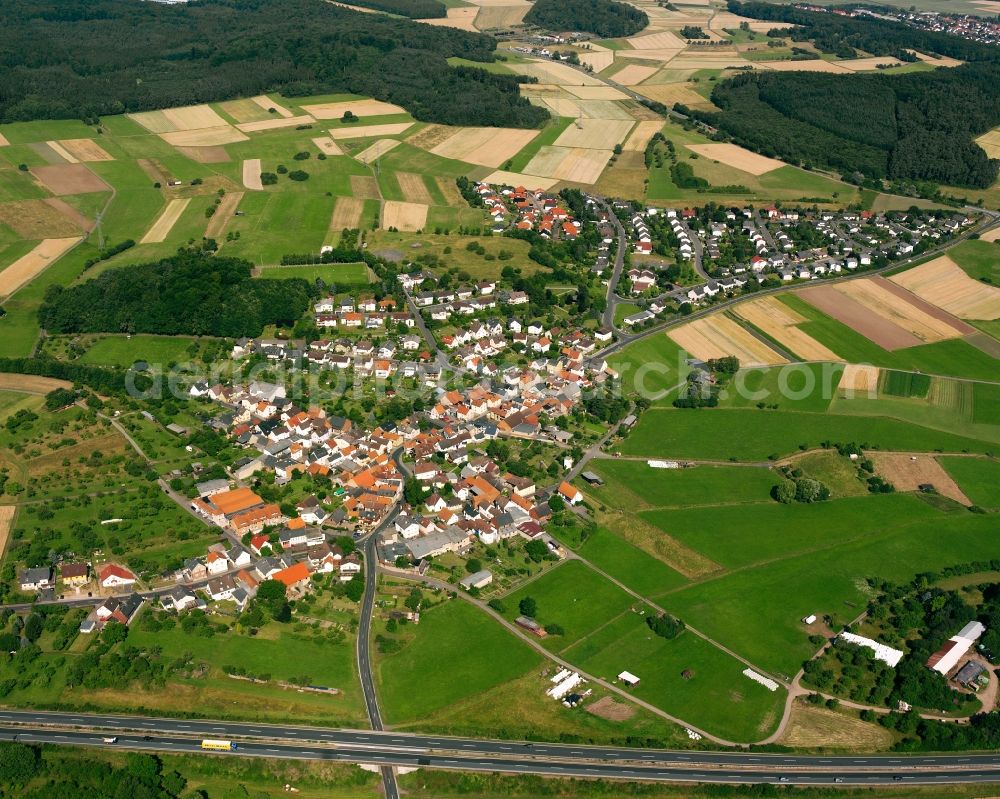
459,569 -> 493,588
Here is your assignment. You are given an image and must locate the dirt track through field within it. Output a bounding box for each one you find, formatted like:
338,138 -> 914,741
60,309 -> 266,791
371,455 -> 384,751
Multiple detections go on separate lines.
891,255 -> 1000,321
799,284 -> 921,351
330,197 -> 365,231
242,159 -> 263,191
0,237 -> 80,298
205,192 -> 243,239
868,452 -> 972,506
141,198 -> 190,244
668,314 -> 788,367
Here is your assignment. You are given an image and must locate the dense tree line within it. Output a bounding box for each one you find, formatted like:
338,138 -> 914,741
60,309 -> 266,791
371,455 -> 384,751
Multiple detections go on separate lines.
38,249 -> 312,337
694,61 -> 1000,187
0,0 -> 547,129
524,0 -> 649,38
348,0 -> 446,18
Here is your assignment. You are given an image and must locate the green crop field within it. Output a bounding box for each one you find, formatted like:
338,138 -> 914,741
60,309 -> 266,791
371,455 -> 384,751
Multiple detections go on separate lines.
376,599 -> 541,722
718,363 -> 844,412
78,334 -> 199,367
939,457 -> 1000,509
973,381 -> 1000,425
618,408 -> 991,461
881,369 -> 931,398
607,334 -> 692,401
257,262 -> 370,285
947,239 -> 1000,283
501,560 -> 637,651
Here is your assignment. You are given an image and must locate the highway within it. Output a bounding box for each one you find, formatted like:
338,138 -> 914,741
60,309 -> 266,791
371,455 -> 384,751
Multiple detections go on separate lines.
4,723 -> 1000,785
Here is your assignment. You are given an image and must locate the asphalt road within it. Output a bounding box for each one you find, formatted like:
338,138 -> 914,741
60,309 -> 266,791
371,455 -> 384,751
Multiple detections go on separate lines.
4,724 -> 1000,785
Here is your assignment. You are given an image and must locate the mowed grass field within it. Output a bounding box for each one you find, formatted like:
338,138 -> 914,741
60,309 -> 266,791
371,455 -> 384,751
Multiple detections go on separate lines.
939,457 -> 1000,509
257,262 -> 370,285
77,334 -> 198,367
376,599 -> 540,723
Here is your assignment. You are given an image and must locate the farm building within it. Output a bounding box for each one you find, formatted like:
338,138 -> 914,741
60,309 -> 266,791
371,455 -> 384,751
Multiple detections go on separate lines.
926,621 -> 985,675
515,616 -> 547,637
955,660 -> 987,688
618,670 -> 640,686
581,471 -> 604,486
838,632 -> 905,667
459,570 -> 493,590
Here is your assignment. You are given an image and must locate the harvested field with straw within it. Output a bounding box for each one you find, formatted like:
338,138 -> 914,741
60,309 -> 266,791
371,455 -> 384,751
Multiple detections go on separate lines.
160,127 -> 248,147
868,453 -> 972,505
312,137 -> 343,156
0,237 -> 79,297
800,285 -> 921,351
330,197 -> 365,231
538,97 -> 635,120
837,56 -> 902,71
435,177 -> 468,207
892,255 -> 1000,321
579,49 -> 616,73
206,192 -> 243,239
236,115 -> 315,133
329,123 -> 413,141
350,175 -> 381,199
686,142 -> 783,175
554,119 -> 634,150
838,364 -> 880,395
175,145 -> 230,164
735,296 -> 840,361
762,59 -> 849,73
141,198 -> 190,244
617,48 -> 696,63
355,139 -> 401,165
514,60 -> 603,86
779,702 -> 894,751
253,95 -> 293,117
473,2 -> 530,29
565,85 -> 628,100
524,146 -> 612,184
641,83 -> 716,110
131,104 -> 228,133
431,127 -> 539,168
302,99 -> 405,119
219,98 -> 273,124
0,374 -> 71,394
668,314 -> 788,366
31,164 -> 109,195
834,278 -> 970,344
396,172 -> 434,205
406,125 -> 455,151
908,50 -> 962,67
420,7 -> 479,30
626,31 -> 686,49
622,120 -> 664,152
382,201 -> 428,232
613,64 -> 659,85
0,199 -> 84,239
0,134 -> 8,147
242,159 -> 263,191
481,170 -> 558,190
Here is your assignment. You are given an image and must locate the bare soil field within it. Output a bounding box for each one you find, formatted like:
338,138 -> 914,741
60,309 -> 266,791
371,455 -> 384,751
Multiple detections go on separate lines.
481,170 -> 558,190
302,99 -> 405,119
800,284 -> 922,351
613,64 -> 660,85
891,255 -> 1000,321
311,136 -> 344,156
242,159 -> 263,191
160,127 -> 248,147
396,172 -> 434,205
735,296 -> 840,361
163,104 -> 228,130
205,192 -> 243,239
761,59 -> 850,73
621,120 -> 664,152
355,139 -> 402,165
0,199 -> 84,239
420,7 -> 479,30
430,126 -> 539,168
779,702 -> 894,751
407,125 -> 456,151
685,143 -> 784,175
382,200 -> 428,232
236,115 -> 315,133
46,141 -> 79,164
32,164 -> 109,195
57,139 -> 114,162
837,56 -> 902,71
565,85 -> 628,101
838,364 -> 880,395
330,123 -> 414,141
835,278 -> 969,344
43,198 -> 94,233
0,374 -> 71,394
350,175 -> 381,199
141,198 -> 191,244
253,95 -> 294,117
330,197 -> 365,231
868,452 -> 972,505
554,119 -> 634,150
586,695 -> 635,722
0,134 -> 9,147
513,60 -> 603,86
0,505 -> 14,561
175,145 -> 230,164
626,31 -> 686,49
0,237 -> 80,298
668,314 -> 788,366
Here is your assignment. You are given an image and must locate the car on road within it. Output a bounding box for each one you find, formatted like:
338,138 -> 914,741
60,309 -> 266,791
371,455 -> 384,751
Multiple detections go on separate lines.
102,737 -> 117,743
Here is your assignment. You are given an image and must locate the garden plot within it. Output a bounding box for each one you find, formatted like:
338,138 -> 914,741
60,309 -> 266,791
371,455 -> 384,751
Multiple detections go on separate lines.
735,296 -> 840,361
523,146 -> 612,184
140,198 -> 191,244
329,123 -> 413,141
868,453 -> 971,506
668,315 -> 788,367
622,120 -> 664,152
554,119 -> 634,150
430,126 -> 539,168
834,278 -> 972,344
311,136 -> 344,156
891,255 -> 1000,320
355,139 -> 402,165
301,99 -> 405,119
242,159 -> 263,191
31,164 -> 109,195
838,364 -> 880,395
0,237 -> 79,297
613,64 -> 659,85
382,201 -> 428,232
685,143 -> 783,175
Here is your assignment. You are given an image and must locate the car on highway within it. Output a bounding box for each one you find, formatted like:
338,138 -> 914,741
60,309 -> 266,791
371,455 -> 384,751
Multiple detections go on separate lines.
102,737 -> 117,743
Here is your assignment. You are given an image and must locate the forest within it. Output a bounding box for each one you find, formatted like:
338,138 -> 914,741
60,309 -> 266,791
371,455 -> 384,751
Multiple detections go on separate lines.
693,62 -> 1000,187
347,0 -> 446,17
0,0 -> 547,129
38,249 -> 312,338
524,0 -> 649,38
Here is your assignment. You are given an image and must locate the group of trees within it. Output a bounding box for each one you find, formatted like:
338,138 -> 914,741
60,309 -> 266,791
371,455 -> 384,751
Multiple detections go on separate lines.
524,0 -> 649,38
348,0 -> 446,18
39,249 -> 313,337
693,3 -> 1000,188
0,0 -> 547,129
